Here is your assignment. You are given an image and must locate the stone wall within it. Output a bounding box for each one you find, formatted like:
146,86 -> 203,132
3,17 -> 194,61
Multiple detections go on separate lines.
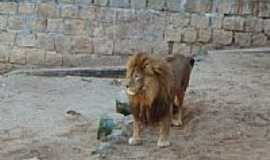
0,0 -> 270,67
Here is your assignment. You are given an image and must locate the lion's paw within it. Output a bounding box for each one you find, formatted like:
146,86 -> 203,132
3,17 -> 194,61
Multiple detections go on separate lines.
128,137 -> 142,145
171,119 -> 183,127
157,140 -> 170,148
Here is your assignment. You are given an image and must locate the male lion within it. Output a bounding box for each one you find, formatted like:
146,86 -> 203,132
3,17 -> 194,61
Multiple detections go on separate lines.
125,52 -> 194,147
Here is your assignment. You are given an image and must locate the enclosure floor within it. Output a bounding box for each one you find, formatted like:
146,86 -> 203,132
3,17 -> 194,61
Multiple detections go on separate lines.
0,51 -> 270,160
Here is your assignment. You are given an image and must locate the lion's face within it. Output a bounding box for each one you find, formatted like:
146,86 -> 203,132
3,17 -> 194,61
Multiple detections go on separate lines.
125,68 -> 144,96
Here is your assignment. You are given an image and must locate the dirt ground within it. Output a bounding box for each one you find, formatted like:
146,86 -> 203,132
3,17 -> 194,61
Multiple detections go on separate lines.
0,51 -> 270,160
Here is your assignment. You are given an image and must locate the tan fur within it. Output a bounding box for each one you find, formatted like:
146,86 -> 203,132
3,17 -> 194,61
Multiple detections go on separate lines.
125,52 -> 194,147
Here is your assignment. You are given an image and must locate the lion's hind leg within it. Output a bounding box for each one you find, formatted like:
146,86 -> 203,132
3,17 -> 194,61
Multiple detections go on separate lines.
171,93 -> 184,127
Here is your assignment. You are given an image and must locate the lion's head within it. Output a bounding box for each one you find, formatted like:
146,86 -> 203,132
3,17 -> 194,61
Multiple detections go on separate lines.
125,53 -> 174,124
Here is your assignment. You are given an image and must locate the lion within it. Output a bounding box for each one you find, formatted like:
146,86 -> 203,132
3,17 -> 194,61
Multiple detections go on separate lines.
125,52 -> 194,147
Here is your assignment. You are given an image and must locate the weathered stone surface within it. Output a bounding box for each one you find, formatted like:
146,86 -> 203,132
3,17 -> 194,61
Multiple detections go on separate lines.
93,37 -> 113,55
258,2 -> 270,18
110,0 -> 130,8
0,32 -> 15,46
244,17 -> 263,33
61,5 -> 79,18
37,3 -> 59,18
264,19 -> 270,35
152,41 -> 169,54
191,14 -> 209,29
78,5 -> 96,19
172,43 -> 191,55
94,0 -> 109,6
167,13 -> 190,28
130,0 -> 146,9
63,19 -> 87,35
45,51 -> 63,66
252,33 -> 267,46
113,39 -> 137,55
9,47 -> 27,65
62,54 -> 127,67
136,11 -> 166,41
36,33 -> 55,51
47,19 -> 64,33
213,30 -> 233,46
0,15 -> 8,30
33,17 -> 47,32
198,29 -> 212,43
26,48 -> 46,65
18,3 -> 36,15
223,16 -> 245,31
185,0 -> 212,13
167,0 -> 183,12
54,35 -> 72,53
182,28 -> 197,43
210,14 -> 223,29
16,33 -> 37,47
165,27 -> 182,42
0,2 -> 17,15
8,16 -> 25,30
71,36 -> 94,54
148,0 -> 166,10
234,32 -> 251,47
0,45 -> 10,62
213,0 -> 237,14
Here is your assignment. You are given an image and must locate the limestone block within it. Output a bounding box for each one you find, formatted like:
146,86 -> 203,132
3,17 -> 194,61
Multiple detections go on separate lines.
184,0 -> 212,13
191,14 -> 209,29
47,18 -> 64,33
9,47 -> 27,65
213,29 -> 233,45
172,43 -> 191,55
0,15 -> 8,30
198,29 -> 212,43
0,45 -> 10,62
63,19 -> 87,35
0,2 -> 17,15
36,33 -> 55,51
93,37 -> 113,55
263,19 -> 270,35
45,51 -> 63,66
223,16 -> 245,31
148,0 -> 166,10
54,35 -> 72,53
71,36 -> 94,54
16,33 -> 37,47
252,33 -> 267,46
8,16 -> 25,30
130,0 -> 146,9
37,3 -> 59,18
110,0 -> 130,8
0,31 -> 15,46
234,32 -> 251,47
26,48 -> 46,65
182,28 -> 197,43
18,3 -> 36,15
61,5 -> 79,18
244,17 -> 264,33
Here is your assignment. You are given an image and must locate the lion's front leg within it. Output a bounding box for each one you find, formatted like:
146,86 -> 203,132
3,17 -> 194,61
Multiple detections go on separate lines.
128,119 -> 143,145
157,115 -> 171,148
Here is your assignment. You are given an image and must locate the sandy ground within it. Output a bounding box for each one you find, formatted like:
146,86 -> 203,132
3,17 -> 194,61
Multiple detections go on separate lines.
0,51 -> 270,160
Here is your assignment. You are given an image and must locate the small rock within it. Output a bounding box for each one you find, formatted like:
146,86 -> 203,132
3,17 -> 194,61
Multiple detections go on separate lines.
65,110 -> 81,119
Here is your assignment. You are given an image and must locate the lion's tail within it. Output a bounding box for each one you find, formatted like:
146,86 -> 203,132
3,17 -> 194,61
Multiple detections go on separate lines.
190,57 -> 195,67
